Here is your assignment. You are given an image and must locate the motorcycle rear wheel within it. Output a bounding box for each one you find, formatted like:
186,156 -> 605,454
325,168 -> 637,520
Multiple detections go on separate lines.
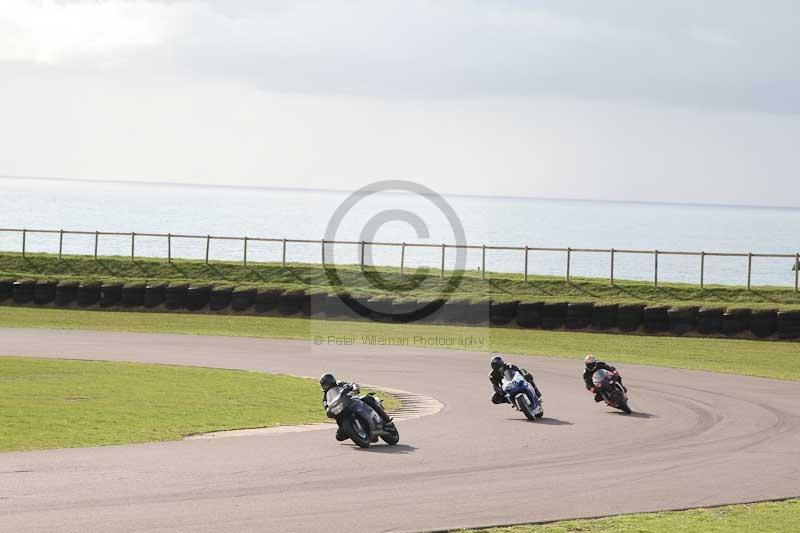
380,424 -> 400,445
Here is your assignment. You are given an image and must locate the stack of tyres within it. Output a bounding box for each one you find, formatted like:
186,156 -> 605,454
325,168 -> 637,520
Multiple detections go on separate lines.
617,304 -> 645,332
278,289 -> 306,316
77,283 -> 101,307
697,308 -> 724,335
122,283 -> 146,307
0,279 -> 13,302
165,284 -> 189,310
750,309 -> 778,338
231,287 -> 257,311
489,300 -> 519,326
667,306 -> 698,335
412,298 -> 447,324
186,285 -> 212,311
465,300 -> 491,325
541,302 -> 568,329
516,302 -> 544,328
438,298 -> 471,324
209,286 -> 234,311
12,280 -> 35,303
306,292 -> 328,317
100,283 -> 123,307
144,283 -> 168,308
55,281 -> 79,306
722,308 -> 751,336
390,298 -> 419,323
590,303 -> 617,330
366,296 -> 394,322
33,280 -> 57,305
255,288 -> 284,314
566,303 -> 593,330
776,310 -> 800,340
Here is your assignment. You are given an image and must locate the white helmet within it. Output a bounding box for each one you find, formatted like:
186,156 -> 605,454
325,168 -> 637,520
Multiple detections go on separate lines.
584,354 -> 597,368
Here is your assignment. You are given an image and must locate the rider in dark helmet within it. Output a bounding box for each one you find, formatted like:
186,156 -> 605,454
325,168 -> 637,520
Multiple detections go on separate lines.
319,373 -> 391,441
583,354 -> 625,402
489,354 -> 542,405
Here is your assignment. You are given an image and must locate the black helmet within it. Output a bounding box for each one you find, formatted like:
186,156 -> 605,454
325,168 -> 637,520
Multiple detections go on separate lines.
490,354 -> 505,372
319,373 -> 337,391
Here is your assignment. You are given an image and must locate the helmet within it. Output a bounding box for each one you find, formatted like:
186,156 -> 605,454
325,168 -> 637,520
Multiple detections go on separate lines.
490,354 -> 505,372
584,354 -> 597,369
319,373 -> 337,391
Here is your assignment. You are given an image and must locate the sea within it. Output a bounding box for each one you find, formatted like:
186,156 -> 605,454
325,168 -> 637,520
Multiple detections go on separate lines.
1,177 -> 798,287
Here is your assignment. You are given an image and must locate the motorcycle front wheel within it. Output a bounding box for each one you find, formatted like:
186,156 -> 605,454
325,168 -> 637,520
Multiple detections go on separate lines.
516,395 -> 537,421
343,414 -> 371,448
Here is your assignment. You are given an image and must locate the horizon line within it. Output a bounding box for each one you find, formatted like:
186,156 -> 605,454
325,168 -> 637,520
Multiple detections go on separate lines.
1,173 -> 798,212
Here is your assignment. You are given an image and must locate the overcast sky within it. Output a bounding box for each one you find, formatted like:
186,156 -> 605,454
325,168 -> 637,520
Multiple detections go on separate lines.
1,1 -> 798,206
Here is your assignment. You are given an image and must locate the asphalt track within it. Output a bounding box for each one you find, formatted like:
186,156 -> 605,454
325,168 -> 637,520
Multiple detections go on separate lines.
1,328 -> 800,532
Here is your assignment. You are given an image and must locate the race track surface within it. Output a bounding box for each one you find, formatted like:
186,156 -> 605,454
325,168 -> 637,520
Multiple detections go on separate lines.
1,328 -> 799,532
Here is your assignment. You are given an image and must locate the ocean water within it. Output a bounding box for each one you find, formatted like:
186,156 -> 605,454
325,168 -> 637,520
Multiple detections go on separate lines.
1,178 -> 798,287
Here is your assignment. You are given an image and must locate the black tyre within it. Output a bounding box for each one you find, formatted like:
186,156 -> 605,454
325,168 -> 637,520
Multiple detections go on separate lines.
380,424 -> 400,446
619,400 -> 632,414
515,395 -> 537,421
344,415 -> 371,449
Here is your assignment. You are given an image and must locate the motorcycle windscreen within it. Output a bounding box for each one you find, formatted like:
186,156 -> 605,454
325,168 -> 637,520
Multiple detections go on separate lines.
502,369 -> 524,389
592,369 -> 609,386
326,386 -> 343,406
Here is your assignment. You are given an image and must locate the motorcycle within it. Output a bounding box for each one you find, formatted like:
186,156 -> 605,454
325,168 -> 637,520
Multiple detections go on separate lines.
325,383 -> 400,448
502,369 -> 543,421
592,368 -> 631,414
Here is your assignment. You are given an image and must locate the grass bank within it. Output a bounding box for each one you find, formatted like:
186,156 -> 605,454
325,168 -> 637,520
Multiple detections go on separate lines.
458,498 -> 800,532
0,355 -> 399,452
2,306 -> 798,380
3,252 -> 800,310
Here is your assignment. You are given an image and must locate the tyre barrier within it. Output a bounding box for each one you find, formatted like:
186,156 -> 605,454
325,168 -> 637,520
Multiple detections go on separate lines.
255,288 -> 284,313
144,283 -> 168,308
777,310 -> 800,340
541,302 -> 568,329
122,283 -> 146,307
466,299 -> 491,325
566,302 -> 594,330
321,292 -> 356,319
438,298 -> 471,324
643,306 -> 670,333
0,279 -> 13,302
77,283 -> 101,307
100,283 -> 123,308
390,298 -> 419,323
590,303 -> 617,330
278,289 -> 306,315
165,284 -> 189,310
307,292 -> 328,317
516,302 -> 544,328
186,285 -> 212,311
55,281 -> 79,306
366,296 -> 394,322
667,306 -> 698,335
490,300 -> 519,326
231,287 -> 257,311
33,281 -> 57,305
722,308 -> 751,336
617,303 -> 645,332
750,309 -> 778,338
210,286 -> 234,311
12,280 -> 36,303
697,307 -> 724,335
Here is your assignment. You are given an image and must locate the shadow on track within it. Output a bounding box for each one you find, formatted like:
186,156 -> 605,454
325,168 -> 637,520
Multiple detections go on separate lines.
352,444 -> 417,454
605,411 -> 657,419
508,417 -> 573,426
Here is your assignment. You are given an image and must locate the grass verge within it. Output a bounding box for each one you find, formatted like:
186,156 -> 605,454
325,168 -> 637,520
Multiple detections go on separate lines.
1,306 -> 798,380
457,498 -> 800,532
3,252 -> 800,310
0,355 -> 399,452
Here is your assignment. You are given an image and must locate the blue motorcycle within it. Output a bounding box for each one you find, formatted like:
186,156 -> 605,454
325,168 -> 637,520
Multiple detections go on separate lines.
502,369 -> 544,421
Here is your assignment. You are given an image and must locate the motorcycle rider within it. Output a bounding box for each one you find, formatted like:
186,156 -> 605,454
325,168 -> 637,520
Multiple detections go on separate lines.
319,373 -> 390,441
489,354 -> 542,404
583,354 -> 625,402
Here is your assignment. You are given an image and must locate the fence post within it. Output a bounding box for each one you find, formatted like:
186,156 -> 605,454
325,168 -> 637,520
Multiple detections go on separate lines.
400,242 -> 405,275
167,233 -> 172,263
795,253 -> 799,292
94,231 -> 99,260
205,235 -> 211,264
440,243 -> 446,279
566,247 -> 571,284
22,229 -> 26,257
282,238 -> 287,267
360,241 -> 365,271
58,229 -> 63,259
130,232 -> 135,262
700,251 -> 705,289
243,237 -> 248,266
747,252 -> 752,290
654,249 -> 659,288
481,245 -> 486,280
320,239 -> 325,267
610,248 -> 615,286
524,246 -> 529,282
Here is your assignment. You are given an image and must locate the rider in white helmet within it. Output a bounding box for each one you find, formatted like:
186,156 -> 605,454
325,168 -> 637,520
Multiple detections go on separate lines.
583,354 -> 625,402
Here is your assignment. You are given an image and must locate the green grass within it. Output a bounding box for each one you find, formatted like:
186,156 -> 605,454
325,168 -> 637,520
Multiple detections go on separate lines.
0,355 -> 399,452
458,498 -> 800,532
2,306 -> 798,380
3,252 -> 800,310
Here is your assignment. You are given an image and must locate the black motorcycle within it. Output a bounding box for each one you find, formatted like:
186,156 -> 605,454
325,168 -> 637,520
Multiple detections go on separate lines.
591,368 -> 631,414
325,383 -> 399,448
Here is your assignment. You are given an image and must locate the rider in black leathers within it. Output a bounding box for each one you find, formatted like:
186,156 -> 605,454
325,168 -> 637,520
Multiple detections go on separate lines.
489,354 -> 542,404
582,354 -> 625,402
320,373 -> 390,441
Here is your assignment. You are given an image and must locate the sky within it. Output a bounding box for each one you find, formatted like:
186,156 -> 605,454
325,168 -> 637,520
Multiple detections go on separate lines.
0,1 -> 798,206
